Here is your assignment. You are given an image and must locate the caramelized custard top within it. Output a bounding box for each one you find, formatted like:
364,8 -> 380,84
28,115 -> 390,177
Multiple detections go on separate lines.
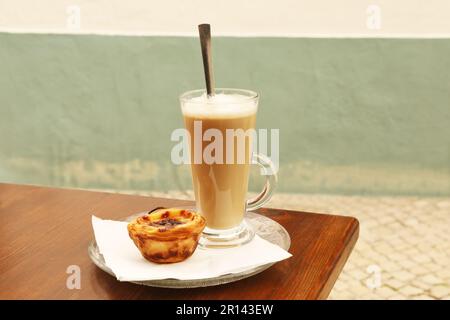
150,218 -> 184,229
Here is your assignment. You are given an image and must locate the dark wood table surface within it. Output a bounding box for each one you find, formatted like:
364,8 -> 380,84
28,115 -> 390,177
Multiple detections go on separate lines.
0,183 -> 359,300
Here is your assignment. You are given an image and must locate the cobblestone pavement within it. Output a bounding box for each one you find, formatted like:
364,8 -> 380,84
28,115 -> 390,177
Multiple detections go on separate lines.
109,189 -> 450,300
266,194 -> 450,300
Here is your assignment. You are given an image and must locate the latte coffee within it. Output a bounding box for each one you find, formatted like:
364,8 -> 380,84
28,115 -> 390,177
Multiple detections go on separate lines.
181,91 -> 257,230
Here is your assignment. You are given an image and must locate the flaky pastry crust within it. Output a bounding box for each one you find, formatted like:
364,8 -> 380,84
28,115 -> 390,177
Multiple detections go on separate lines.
127,208 -> 205,263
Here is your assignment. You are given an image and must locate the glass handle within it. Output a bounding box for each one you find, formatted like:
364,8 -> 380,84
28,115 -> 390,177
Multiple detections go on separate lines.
246,153 -> 278,211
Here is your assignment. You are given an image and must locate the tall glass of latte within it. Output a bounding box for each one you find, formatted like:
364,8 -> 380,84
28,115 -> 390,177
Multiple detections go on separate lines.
180,88 -> 277,248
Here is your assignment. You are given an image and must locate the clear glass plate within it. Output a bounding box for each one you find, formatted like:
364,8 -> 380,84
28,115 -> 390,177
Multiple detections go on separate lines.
88,211 -> 290,288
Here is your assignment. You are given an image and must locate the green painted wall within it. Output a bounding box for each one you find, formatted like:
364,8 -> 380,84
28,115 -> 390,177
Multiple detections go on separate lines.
0,33 -> 449,195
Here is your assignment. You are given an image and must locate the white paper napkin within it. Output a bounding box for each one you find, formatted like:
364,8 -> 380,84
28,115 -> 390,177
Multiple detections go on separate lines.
92,215 -> 292,282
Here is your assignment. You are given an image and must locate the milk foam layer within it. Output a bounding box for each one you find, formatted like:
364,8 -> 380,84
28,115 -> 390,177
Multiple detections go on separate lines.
182,93 -> 258,119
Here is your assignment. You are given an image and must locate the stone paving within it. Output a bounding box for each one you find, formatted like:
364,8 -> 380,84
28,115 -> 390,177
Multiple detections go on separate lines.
109,188 -> 450,300
267,194 -> 450,300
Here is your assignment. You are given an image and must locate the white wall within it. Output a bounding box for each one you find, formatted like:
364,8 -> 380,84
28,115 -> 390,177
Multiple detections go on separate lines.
0,0 -> 449,37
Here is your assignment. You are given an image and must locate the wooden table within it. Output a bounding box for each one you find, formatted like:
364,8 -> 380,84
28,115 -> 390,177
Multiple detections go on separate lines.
0,183 -> 359,300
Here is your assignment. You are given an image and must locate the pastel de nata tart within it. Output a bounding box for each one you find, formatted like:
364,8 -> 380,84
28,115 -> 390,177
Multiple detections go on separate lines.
127,208 -> 206,264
